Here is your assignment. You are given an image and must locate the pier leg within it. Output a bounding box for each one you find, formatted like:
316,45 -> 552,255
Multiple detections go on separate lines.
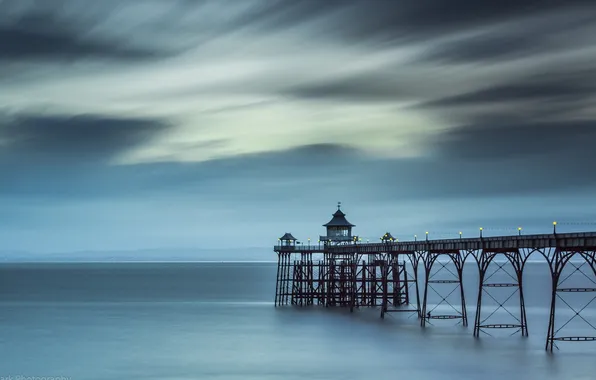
453,253 -> 468,327
473,260 -> 485,337
379,254 -> 419,319
409,254 -> 422,319
309,256 -> 315,305
473,249 -> 529,338
290,260 -> 300,305
421,251 -> 467,327
544,248 -> 596,351
361,260 -> 367,307
327,258 -> 335,307
372,260 -> 378,307
402,259 -> 410,305
381,261 -> 388,319
280,253 -> 286,305
274,253 -> 282,306
350,258 -> 358,312
420,253 -> 432,327
284,253 -> 292,305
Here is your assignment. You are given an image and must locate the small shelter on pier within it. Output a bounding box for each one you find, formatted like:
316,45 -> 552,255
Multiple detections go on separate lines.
319,202 -> 358,244
381,232 -> 396,242
279,233 -> 297,248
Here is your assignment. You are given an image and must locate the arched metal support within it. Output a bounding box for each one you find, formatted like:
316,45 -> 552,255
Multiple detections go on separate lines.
420,251 -> 468,328
542,248 -> 596,351
472,248 -> 531,338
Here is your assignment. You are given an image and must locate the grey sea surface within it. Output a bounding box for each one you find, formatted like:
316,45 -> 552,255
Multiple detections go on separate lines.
0,261 -> 594,380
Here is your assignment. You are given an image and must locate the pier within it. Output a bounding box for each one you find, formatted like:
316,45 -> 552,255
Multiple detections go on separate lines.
274,204 -> 596,352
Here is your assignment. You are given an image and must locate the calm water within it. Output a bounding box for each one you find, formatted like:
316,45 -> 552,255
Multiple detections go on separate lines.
0,261 -> 595,379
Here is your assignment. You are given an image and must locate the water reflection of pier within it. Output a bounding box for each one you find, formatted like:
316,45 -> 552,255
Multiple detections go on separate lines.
274,204 -> 596,352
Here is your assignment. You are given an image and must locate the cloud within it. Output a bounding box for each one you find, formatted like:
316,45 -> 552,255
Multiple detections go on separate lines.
0,112 -> 173,198
235,0 -> 596,46
0,112 -> 172,161
420,33 -> 544,64
0,9 -> 161,62
421,78 -> 595,109
415,65 -> 596,127
282,72 -> 414,103
3,0 -> 594,68
417,6 -> 596,63
2,129 -> 595,203
430,119 -> 596,162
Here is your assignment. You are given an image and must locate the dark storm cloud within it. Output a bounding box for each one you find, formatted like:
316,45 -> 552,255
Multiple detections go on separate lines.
388,119 -> 596,200
3,0 -> 594,65
234,0 -> 341,32
421,79 -> 596,109
156,131 -> 596,201
0,140 -> 359,199
3,134 -> 596,203
415,66 -> 596,126
0,113 -> 171,161
284,63 -> 596,108
417,8 -> 596,63
432,120 -> 596,161
0,112 -> 174,199
419,33 -> 544,63
236,0 -> 595,44
0,6 -> 168,62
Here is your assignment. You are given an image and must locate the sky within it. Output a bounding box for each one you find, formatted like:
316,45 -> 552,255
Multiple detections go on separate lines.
1,0 -> 596,255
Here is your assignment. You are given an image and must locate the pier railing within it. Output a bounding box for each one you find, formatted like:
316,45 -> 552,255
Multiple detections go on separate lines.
274,232 -> 596,253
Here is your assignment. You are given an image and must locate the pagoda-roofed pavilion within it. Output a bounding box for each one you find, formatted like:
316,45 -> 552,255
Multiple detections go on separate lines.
319,202 -> 358,244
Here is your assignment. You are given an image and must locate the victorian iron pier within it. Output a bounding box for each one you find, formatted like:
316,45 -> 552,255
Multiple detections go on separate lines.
274,204 -> 596,352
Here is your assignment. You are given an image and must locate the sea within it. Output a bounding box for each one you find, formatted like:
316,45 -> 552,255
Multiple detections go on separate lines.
0,261 -> 595,380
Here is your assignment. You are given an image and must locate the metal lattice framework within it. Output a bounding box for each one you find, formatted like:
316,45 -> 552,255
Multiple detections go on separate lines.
472,248 -> 531,338
274,232 -> 596,351
419,251 -> 468,327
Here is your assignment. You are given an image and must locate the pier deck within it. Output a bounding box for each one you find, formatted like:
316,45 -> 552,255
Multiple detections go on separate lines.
274,231 -> 596,352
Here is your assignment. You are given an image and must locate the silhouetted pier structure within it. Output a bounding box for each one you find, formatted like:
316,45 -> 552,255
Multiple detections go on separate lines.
274,203 -> 596,352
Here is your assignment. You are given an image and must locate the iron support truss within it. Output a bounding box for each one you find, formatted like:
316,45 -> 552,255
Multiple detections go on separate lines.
420,251 -> 468,328
472,248 -> 530,338
542,247 -> 596,351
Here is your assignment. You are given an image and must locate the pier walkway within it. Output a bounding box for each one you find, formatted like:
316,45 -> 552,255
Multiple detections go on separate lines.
273,205 -> 596,352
